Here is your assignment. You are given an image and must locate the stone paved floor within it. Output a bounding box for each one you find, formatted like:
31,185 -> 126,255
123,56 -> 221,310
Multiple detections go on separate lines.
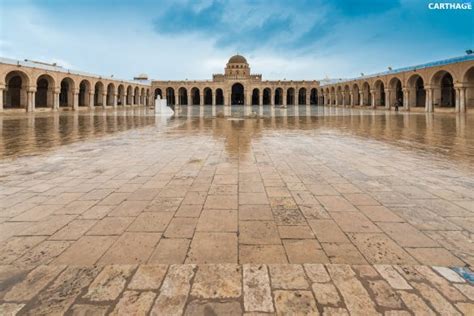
0,108 -> 473,314
0,263 -> 473,315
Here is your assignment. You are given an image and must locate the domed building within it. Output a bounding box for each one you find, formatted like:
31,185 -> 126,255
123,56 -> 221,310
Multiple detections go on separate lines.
225,55 -> 250,77
152,55 -> 320,106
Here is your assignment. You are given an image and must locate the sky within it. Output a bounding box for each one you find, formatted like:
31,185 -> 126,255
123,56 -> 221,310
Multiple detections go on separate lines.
0,0 -> 472,81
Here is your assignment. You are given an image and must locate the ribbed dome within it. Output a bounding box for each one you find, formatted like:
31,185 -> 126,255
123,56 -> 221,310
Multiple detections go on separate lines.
228,55 -> 247,64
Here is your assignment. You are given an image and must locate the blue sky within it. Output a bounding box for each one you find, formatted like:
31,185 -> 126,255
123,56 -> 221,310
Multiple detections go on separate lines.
0,0 -> 472,80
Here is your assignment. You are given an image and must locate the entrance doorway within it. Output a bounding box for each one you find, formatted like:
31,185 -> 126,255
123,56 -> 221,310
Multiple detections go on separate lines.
231,83 -> 244,105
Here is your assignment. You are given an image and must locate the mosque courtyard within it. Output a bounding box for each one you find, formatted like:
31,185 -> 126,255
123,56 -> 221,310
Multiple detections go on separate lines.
0,106 -> 473,315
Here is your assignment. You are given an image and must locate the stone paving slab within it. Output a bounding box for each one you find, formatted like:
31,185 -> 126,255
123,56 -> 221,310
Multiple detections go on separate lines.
0,263 -> 472,315
1,115 -> 473,268
1,111 -> 474,314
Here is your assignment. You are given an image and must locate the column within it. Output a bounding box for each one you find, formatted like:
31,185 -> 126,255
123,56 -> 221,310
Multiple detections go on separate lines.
384,89 -> 391,109
73,90 -> 79,110
425,86 -> 433,112
259,92 -> 263,106
113,94 -> 118,108
370,90 -> 376,108
403,88 -> 409,111
89,92 -> 95,109
187,92 -> 192,105
212,92 -> 216,106
305,92 -> 310,105
53,89 -> 60,110
454,88 -> 459,113
359,92 -> 363,106
270,90 -> 274,106
27,90 -> 35,112
0,87 -> 3,112
282,90 -> 287,106
200,93 -> 204,106
459,87 -> 466,113
342,93 -> 346,107
102,93 -> 107,108
246,91 -> 252,106
350,92 -> 354,107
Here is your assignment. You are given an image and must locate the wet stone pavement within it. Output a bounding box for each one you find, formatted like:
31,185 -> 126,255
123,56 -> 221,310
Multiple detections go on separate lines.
0,106 -> 473,315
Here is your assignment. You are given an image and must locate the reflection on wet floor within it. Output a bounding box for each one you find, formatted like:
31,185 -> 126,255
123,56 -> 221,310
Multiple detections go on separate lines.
0,105 -> 473,165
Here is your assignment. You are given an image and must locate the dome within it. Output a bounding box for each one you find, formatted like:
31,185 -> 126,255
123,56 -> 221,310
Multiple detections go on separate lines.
228,54 -> 247,64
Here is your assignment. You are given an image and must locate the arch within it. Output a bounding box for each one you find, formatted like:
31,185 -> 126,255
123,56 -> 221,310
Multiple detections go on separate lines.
336,86 -> 343,105
178,87 -> 188,105
274,87 -> 283,105
191,87 -> 200,105
361,82 -> 371,106
231,83 -> 244,105
352,84 -> 360,105
263,88 -> 271,105
373,80 -> 385,107
204,87 -> 212,105
330,87 -> 336,105
126,85 -> 133,105
310,88 -> 317,105
79,79 -> 91,107
154,88 -> 163,99
407,74 -> 426,108
106,83 -> 115,106
35,74 -> 55,108
463,66 -> 474,110
286,87 -> 295,105
215,88 -> 224,105
388,77 -> 403,107
94,81 -> 104,106
117,84 -> 125,105
140,88 -> 145,105
134,86 -> 140,104
166,87 -> 175,105
252,88 -> 259,105
298,88 -> 307,105
431,70 -> 455,108
4,70 -> 29,109
344,85 -> 351,106
59,77 -> 75,107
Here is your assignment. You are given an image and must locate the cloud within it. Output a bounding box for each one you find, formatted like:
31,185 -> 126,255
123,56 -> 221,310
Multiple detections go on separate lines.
0,0 -> 472,81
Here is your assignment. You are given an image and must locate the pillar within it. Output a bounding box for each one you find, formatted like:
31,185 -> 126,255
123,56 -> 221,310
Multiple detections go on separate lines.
89,92 -> 95,108
227,91 -> 232,106
425,86 -> 433,113
102,93 -> 107,108
200,93 -> 204,106
246,91 -> 252,106
305,92 -> 310,105
212,92 -> 216,106
53,89 -> 60,110
113,94 -> 118,108
27,89 -> 35,112
282,90 -> 287,106
73,91 -> 79,110
350,92 -> 354,107
384,89 -> 391,109
370,90 -> 376,108
259,92 -> 263,106
0,86 -> 3,112
459,87 -> 466,113
403,88 -> 409,111
359,92 -> 363,106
